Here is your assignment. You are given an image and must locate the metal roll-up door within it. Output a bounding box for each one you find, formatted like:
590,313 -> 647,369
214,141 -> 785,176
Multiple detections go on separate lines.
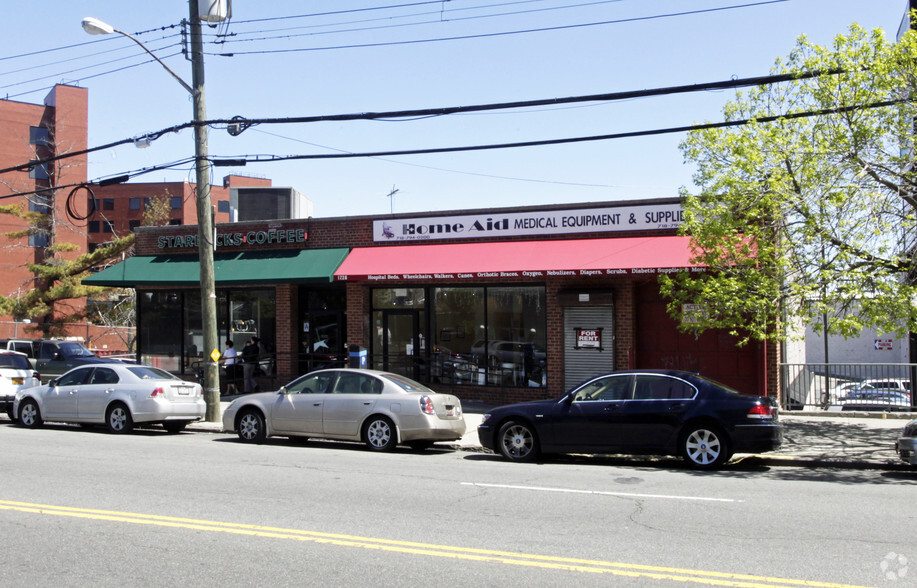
563,307 -> 615,390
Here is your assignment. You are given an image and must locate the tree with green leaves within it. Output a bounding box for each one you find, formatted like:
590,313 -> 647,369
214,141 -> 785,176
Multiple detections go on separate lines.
660,23 -> 917,345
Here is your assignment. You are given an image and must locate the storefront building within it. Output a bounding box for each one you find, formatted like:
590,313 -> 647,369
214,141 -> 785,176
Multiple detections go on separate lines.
84,197 -> 777,404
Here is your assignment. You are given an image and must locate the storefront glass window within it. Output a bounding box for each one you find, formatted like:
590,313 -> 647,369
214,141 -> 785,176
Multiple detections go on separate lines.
431,287 -> 485,385
139,288 -> 275,377
371,285 -> 546,388
227,289 -> 276,376
183,289 -> 202,373
484,287 -> 546,387
138,290 -> 182,372
372,288 -> 425,308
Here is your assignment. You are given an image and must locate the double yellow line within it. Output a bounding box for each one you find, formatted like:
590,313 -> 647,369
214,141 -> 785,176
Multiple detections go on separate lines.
0,499 -> 864,587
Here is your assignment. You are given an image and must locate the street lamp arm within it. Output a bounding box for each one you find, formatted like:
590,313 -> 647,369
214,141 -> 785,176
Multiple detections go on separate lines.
81,17 -> 195,96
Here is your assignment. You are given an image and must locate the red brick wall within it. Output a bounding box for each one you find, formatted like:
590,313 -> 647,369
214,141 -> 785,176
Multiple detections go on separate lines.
0,85 -> 88,320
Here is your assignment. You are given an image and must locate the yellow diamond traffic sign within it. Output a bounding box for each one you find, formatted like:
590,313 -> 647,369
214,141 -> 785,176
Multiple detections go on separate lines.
210,349 -> 221,362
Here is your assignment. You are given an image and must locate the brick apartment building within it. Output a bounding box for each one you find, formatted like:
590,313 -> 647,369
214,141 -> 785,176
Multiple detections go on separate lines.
86,175 -> 272,252
0,85 -> 275,350
0,84 -> 89,318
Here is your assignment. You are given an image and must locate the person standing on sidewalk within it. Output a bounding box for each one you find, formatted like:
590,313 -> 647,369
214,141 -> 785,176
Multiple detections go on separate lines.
223,340 -> 239,395
242,336 -> 260,394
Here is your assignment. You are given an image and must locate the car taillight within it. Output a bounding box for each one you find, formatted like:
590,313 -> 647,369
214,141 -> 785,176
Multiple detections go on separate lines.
32,371 -> 40,381
420,395 -> 435,415
149,387 -> 165,398
747,404 -> 776,419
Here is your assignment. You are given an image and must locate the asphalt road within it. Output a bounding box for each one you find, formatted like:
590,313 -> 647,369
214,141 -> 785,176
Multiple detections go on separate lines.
1,419 -> 915,587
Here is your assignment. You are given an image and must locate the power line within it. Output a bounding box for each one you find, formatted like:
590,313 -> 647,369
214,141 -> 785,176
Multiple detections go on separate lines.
216,0 -> 628,45
212,0 -> 788,56
0,67 -> 899,182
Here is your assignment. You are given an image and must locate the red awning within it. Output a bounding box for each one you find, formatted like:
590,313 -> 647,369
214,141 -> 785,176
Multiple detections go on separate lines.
334,236 -> 702,282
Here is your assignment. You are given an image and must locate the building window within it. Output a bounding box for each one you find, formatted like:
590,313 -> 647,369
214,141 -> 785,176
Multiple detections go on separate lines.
168,219 -> 181,226
102,198 -> 115,211
128,220 -> 141,230
370,285 -> 547,388
138,288 -> 276,376
88,221 -> 100,233
139,291 -> 184,372
218,200 -> 230,213
29,126 -> 50,146
28,161 -> 49,180
103,220 -> 114,234
28,194 -> 50,214
129,198 -> 140,211
171,196 -> 181,210
29,233 -> 48,248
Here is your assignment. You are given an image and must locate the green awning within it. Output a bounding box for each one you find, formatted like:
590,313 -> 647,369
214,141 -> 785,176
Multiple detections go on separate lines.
83,248 -> 350,287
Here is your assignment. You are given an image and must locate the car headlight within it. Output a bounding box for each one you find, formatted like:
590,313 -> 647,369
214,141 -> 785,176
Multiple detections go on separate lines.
480,413 -> 491,424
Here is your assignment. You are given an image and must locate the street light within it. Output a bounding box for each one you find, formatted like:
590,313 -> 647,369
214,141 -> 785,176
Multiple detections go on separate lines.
82,2 -> 222,422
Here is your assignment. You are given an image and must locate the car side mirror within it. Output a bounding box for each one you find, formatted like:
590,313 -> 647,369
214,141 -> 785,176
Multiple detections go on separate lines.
278,386 -> 287,394
48,378 -> 58,387
52,352 -> 63,361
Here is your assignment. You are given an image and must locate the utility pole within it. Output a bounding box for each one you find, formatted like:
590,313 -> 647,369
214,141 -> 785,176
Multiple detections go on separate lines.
81,2 -> 223,421
386,185 -> 399,214
189,0 -> 220,421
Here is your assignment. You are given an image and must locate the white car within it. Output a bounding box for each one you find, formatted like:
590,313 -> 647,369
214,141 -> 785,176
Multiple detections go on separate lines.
14,364 -> 205,434
0,350 -> 40,420
222,368 -> 466,451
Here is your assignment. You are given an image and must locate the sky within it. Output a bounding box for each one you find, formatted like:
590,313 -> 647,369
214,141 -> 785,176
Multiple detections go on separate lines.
0,1 -> 911,218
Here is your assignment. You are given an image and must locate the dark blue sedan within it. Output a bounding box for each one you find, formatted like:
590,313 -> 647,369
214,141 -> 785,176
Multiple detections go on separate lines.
477,369 -> 783,469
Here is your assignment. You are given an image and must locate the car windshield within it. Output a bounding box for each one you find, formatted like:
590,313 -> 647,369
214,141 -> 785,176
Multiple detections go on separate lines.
380,373 -> 435,394
59,342 -> 97,358
0,354 -> 30,369
126,366 -> 180,380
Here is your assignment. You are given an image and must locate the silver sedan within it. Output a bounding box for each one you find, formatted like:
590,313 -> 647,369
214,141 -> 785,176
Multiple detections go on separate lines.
222,368 -> 466,451
14,364 -> 205,434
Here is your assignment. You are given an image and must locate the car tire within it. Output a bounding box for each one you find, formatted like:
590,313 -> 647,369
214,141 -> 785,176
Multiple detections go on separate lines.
363,416 -> 397,452
497,420 -> 540,462
106,403 -> 134,434
18,399 -> 42,429
237,409 -> 266,444
163,421 -> 188,434
681,424 -> 730,469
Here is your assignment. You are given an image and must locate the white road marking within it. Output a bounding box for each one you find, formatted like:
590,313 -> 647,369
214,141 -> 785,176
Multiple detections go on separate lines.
462,482 -> 742,502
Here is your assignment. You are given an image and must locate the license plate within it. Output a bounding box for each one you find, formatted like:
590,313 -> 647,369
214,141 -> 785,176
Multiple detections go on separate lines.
12,378 -> 23,385
176,387 -> 191,395
445,406 -> 454,417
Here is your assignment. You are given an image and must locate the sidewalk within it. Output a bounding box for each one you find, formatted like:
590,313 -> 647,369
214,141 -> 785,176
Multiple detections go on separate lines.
193,400 -> 915,469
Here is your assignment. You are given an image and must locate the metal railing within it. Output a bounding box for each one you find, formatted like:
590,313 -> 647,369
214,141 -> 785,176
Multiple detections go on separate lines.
780,363 -> 917,412
184,350 -> 544,395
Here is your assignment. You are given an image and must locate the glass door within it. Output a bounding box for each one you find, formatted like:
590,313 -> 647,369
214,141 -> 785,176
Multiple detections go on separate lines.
376,310 -> 425,380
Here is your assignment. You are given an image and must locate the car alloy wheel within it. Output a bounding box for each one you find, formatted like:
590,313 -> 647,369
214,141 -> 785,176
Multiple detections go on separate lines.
106,403 -> 134,434
682,426 -> 729,469
497,420 -> 539,462
238,409 -> 266,443
19,399 -> 42,429
364,416 -> 396,452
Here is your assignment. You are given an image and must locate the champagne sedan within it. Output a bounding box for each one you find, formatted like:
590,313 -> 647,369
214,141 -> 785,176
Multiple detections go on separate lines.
223,368 -> 466,451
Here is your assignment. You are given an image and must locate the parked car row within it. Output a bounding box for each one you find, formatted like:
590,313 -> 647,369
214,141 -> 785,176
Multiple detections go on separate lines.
3,365 -> 795,470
